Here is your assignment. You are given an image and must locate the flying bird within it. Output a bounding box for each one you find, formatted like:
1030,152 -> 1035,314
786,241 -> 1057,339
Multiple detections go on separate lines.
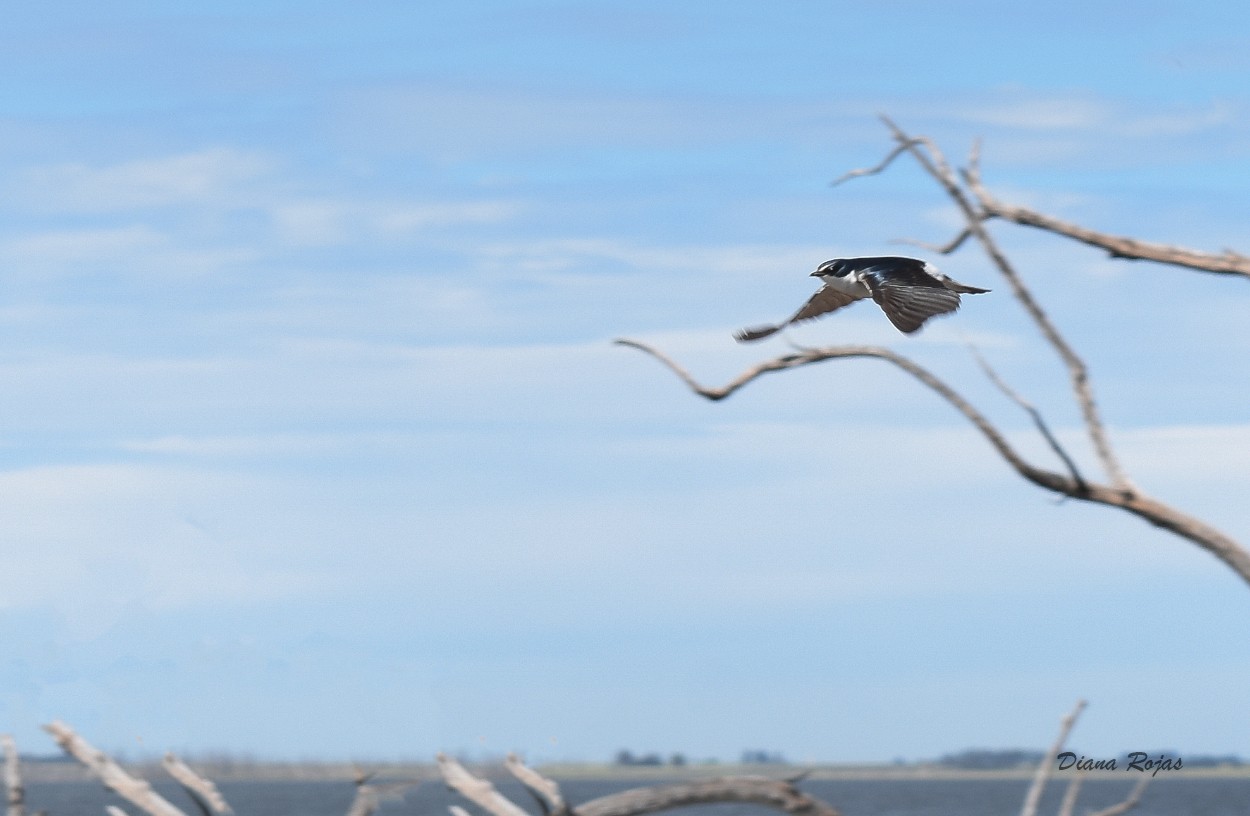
734,256 -> 990,341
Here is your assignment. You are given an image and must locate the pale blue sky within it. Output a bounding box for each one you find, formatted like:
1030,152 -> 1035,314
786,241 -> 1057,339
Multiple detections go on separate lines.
1,2 -> 1249,764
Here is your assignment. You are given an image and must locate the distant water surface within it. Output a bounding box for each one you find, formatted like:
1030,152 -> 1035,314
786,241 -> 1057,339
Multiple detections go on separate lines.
21,776 -> 1250,816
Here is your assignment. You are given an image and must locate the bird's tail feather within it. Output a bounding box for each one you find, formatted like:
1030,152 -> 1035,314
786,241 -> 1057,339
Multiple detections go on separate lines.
945,281 -> 990,294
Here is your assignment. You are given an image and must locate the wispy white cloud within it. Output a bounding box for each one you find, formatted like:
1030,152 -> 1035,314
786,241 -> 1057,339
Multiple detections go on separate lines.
118,433 -> 346,457
957,95 -> 1111,131
5,224 -> 163,261
1,223 -> 258,277
15,148 -> 274,212
270,197 -> 521,247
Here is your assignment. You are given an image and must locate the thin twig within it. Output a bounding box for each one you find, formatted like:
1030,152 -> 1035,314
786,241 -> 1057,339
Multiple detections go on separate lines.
618,337 -> 1250,584
621,337 -> 1051,479
829,138 -> 922,187
876,116 -> 1136,493
1019,699 -> 1086,816
969,345 -> 1087,492
615,339 -> 824,402
890,227 -> 975,255
1087,777 -> 1151,816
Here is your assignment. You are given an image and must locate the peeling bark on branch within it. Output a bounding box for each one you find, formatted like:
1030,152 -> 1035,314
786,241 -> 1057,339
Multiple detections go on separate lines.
574,777 -> 841,816
42,722 -> 189,816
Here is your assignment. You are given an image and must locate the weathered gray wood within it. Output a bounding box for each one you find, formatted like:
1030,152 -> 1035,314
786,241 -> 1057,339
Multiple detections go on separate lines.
162,753 -> 232,816
42,721 -> 188,816
345,782 -> 378,816
1019,699 -> 1086,816
2,735 -> 23,816
1056,773 -> 1083,816
505,754 -> 566,816
574,777 -> 841,816
437,755 -> 529,816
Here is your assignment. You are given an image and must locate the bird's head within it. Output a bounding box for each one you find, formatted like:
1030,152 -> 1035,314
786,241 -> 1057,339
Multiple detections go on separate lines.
812,259 -> 846,278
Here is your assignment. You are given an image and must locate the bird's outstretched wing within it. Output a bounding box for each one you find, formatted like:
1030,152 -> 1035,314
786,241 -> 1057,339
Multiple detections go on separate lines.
864,274 -> 962,334
734,285 -> 860,342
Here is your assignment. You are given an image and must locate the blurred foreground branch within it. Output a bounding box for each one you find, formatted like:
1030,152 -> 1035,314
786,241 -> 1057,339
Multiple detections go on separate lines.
43,722 -> 189,816
1019,699 -> 1086,816
441,756 -> 841,816
2,735 -> 23,816
162,753 -> 233,816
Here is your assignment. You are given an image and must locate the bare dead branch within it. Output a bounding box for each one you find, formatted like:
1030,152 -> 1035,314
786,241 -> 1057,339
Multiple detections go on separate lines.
107,807 -> 131,816
574,777 -> 841,816
614,339 -> 844,402
2,735 -> 23,816
829,138 -> 922,187
1019,699 -> 1086,816
875,116 -> 1136,493
969,346 -> 1087,491
624,121 -> 1250,585
1056,773 -> 1084,816
1088,777 -> 1151,816
449,807 -> 475,816
962,162 -> 1250,278
505,754 -> 566,816
620,337 -> 1055,479
437,755 -> 529,816
346,782 -> 378,816
162,754 -> 232,816
890,227 -> 975,255
42,722 -> 189,816
618,337 -> 1250,584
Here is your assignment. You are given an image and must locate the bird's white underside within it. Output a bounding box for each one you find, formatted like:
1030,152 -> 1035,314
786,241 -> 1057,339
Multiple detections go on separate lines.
815,273 -> 872,299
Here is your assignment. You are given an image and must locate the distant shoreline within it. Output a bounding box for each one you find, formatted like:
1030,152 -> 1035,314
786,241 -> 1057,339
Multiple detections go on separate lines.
15,759 -> 1250,784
